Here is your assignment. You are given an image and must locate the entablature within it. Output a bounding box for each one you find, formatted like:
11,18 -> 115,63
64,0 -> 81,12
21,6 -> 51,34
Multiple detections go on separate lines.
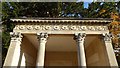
11,18 -> 111,34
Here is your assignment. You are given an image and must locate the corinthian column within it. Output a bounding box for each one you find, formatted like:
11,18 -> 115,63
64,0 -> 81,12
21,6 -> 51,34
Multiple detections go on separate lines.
74,33 -> 87,68
3,32 -> 23,67
103,33 -> 118,67
36,33 -> 48,68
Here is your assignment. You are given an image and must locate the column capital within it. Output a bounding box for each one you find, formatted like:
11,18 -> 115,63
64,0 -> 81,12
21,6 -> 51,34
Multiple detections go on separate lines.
37,33 -> 48,42
102,33 -> 112,42
74,33 -> 86,42
10,32 -> 23,42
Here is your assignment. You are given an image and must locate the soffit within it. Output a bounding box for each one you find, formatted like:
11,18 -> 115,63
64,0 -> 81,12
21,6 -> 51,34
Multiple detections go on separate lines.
24,34 -> 98,52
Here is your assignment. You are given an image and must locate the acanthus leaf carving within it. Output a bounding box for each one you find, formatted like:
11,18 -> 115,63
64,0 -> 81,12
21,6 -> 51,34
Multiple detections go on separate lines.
103,33 -> 112,41
74,33 -> 86,42
37,33 -> 48,42
10,32 -> 23,42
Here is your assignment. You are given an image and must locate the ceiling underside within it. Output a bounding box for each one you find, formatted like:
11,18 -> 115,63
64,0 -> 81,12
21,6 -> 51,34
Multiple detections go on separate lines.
25,34 -> 98,52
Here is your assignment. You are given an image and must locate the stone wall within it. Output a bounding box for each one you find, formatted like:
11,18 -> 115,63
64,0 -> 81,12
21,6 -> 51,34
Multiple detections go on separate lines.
85,35 -> 110,66
45,51 -> 78,66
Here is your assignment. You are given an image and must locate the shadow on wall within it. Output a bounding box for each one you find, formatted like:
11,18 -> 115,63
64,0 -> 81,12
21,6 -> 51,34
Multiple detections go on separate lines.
20,36 -> 37,67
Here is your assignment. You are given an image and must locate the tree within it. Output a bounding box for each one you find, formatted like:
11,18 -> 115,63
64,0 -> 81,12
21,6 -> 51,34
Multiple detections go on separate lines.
85,2 -> 101,18
85,2 -> 119,18
2,2 -> 60,65
109,12 -> 120,66
58,2 -> 84,17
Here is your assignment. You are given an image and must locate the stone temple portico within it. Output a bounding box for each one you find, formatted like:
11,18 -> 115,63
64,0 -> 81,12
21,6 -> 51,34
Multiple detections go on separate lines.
3,18 -> 118,68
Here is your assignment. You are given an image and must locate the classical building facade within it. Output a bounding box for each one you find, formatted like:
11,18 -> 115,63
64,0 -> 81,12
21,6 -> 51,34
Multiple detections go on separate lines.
3,18 -> 119,68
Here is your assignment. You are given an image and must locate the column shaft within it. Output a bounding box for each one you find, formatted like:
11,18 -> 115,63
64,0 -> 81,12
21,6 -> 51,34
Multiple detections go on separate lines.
37,41 -> 46,66
74,33 -> 87,68
77,41 -> 86,66
3,32 -> 23,68
36,33 -> 48,67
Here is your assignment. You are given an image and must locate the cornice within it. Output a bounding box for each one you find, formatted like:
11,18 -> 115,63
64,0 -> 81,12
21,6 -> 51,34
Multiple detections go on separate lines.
10,18 -> 112,24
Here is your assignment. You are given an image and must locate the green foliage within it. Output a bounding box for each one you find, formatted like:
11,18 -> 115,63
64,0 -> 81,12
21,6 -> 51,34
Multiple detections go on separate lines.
84,2 -> 119,18
84,2 -> 101,18
59,2 -> 84,17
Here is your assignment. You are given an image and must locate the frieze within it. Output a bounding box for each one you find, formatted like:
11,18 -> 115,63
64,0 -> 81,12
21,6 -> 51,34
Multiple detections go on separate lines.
45,26 -> 51,30
26,25 -> 33,30
19,25 -> 25,30
53,26 -> 60,30
14,24 -> 108,31
61,26 -> 68,30
34,25 -> 41,30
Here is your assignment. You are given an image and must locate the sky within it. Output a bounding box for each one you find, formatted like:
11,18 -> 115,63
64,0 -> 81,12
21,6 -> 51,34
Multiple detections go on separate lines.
84,2 -> 90,8
77,0 -> 92,8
